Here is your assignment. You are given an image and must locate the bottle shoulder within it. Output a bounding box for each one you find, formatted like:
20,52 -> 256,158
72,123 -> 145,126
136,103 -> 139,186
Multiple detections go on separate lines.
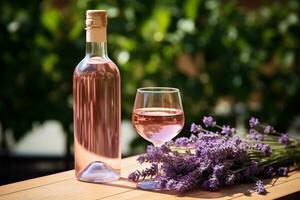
74,56 -> 119,76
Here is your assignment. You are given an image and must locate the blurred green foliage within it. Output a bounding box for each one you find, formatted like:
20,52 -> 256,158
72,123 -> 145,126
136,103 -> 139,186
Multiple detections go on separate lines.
1,0 -> 300,152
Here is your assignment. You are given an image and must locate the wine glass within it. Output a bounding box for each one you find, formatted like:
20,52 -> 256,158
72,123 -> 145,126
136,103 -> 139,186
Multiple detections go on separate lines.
132,87 -> 185,190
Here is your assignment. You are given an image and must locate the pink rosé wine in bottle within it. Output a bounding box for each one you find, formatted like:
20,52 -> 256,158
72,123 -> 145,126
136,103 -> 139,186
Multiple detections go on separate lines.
73,10 -> 121,183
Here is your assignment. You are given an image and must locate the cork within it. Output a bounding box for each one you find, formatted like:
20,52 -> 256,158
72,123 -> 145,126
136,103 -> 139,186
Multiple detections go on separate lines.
86,10 -> 107,28
86,10 -> 107,42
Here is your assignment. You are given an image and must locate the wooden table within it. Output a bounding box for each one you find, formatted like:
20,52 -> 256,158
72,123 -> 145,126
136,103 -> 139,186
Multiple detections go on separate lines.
0,155 -> 300,200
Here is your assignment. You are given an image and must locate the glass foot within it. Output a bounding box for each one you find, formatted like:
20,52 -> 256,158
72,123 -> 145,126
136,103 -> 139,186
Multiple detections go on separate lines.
137,179 -> 170,191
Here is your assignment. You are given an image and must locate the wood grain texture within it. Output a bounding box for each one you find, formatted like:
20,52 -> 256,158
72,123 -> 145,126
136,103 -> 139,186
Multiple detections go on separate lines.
0,155 -> 299,200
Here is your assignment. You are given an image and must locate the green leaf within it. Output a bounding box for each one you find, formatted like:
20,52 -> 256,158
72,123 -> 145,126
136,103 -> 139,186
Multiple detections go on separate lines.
41,8 -> 61,33
184,0 -> 201,20
42,54 -> 58,75
141,6 -> 171,41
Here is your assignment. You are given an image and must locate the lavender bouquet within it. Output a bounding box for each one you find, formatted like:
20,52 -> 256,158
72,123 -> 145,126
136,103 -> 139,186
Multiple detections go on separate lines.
128,116 -> 300,194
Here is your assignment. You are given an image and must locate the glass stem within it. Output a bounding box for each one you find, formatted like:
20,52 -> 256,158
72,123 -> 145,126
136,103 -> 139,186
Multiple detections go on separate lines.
155,143 -> 162,177
157,162 -> 161,176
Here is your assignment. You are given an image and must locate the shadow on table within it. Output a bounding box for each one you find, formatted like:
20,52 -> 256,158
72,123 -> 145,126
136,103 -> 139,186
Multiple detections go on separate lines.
101,177 -> 273,199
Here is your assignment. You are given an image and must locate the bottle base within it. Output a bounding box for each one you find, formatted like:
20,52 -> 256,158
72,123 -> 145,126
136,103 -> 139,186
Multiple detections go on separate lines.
76,161 -> 120,183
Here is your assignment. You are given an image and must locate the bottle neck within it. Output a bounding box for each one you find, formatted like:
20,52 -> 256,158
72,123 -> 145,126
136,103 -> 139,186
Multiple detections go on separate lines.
85,25 -> 107,57
85,42 -> 108,57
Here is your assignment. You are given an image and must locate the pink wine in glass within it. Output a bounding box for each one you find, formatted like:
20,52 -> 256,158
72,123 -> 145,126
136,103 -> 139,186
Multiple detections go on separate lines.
73,10 -> 121,183
132,107 -> 184,145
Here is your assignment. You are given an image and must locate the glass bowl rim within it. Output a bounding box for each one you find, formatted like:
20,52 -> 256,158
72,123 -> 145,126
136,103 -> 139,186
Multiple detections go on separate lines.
137,87 -> 180,93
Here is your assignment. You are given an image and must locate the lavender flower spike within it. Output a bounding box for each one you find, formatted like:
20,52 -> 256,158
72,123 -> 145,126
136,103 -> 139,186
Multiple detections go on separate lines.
264,125 -> 274,134
224,174 -> 236,186
249,117 -> 259,128
128,171 -> 140,182
255,180 -> 266,194
207,177 -> 219,191
265,166 -> 274,178
203,116 -> 216,127
248,129 -> 264,141
279,133 -> 290,146
175,137 -> 189,147
190,123 -> 202,133
253,143 -> 272,156
221,125 -> 236,136
276,167 -> 288,176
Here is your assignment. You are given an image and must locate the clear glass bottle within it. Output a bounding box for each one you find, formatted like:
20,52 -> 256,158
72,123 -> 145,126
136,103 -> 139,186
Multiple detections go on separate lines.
73,10 -> 121,183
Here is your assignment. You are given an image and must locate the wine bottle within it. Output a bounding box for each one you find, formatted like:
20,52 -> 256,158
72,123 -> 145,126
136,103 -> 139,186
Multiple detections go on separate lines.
73,10 -> 121,183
